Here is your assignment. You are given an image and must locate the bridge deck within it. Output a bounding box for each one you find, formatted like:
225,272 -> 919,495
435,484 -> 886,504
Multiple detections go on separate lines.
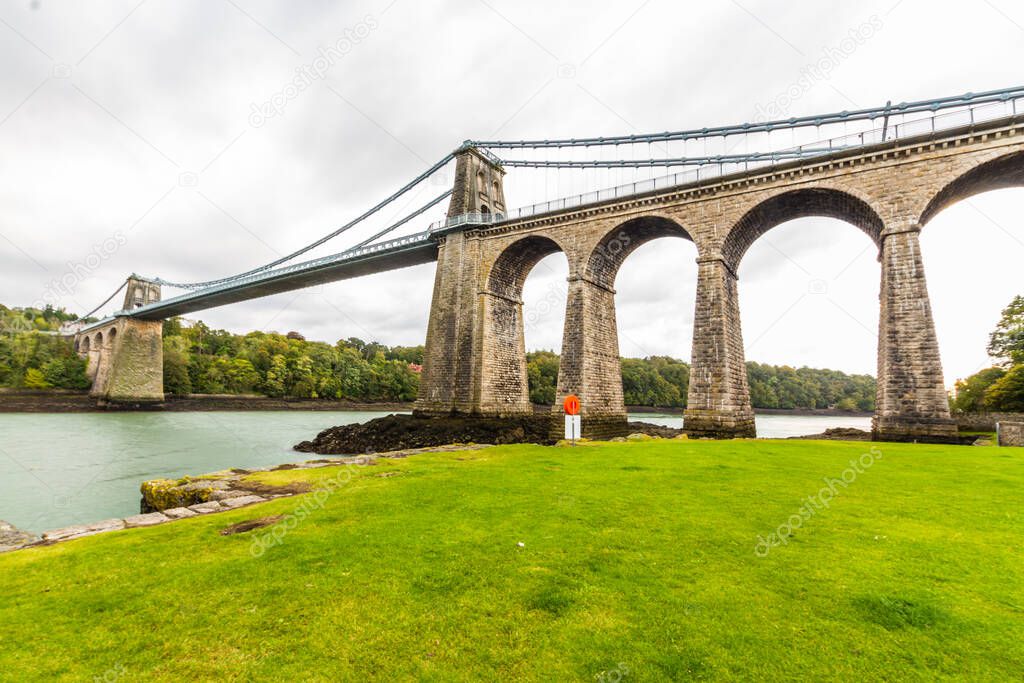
129,234 -> 438,321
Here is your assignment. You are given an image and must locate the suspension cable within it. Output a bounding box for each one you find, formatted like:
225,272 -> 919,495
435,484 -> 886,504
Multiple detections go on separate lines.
469,85 -> 1024,149
156,153 -> 456,289
79,280 -> 127,320
350,190 -> 452,250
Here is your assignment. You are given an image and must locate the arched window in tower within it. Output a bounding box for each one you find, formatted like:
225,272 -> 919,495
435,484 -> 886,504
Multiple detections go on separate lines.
493,181 -> 503,210
480,204 -> 490,215
477,170 -> 486,195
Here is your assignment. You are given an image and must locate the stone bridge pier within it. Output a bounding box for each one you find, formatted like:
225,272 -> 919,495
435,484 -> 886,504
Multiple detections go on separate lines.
682,257 -> 756,438
75,276 -> 164,404
872,222 -> 957,441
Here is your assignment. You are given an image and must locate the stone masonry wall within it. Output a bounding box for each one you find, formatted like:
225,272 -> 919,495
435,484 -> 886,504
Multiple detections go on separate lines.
477,291 -> 533,416
80,317 -> 164,403
415,232 -> 481,414
954,412 -> 1024,432
103,318 -> 164,402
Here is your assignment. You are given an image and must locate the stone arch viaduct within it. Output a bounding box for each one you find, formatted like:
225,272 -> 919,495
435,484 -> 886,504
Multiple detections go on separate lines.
413,118 -> 1024,442
75,113 -> 1024,442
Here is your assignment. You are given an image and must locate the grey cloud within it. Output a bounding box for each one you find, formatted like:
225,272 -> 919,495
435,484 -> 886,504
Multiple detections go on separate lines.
2,0 -> 1023,384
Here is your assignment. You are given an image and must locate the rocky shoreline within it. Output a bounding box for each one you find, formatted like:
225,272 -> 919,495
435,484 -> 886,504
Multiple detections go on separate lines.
0,520 -> 37,552
294,413 -> 684,454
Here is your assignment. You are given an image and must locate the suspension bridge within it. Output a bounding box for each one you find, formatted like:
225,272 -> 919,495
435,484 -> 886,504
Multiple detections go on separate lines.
72,86 -> 1024,442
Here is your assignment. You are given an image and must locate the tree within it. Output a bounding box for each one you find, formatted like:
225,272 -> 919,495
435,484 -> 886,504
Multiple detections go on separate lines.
41,356 -> 90,389
162,317 -> 183,338
987,295 -> 1024,366
226,358 -> 260,393
951,367 -> 1006,413
289,355 -> 316,398
23,367 -> 49,389
163,347 -> 192,394
263,354 -> 289,397
984,365 -> 1024,412
621,358 -> 681,407
655,359 -> 689,406
526,351 -> 559,404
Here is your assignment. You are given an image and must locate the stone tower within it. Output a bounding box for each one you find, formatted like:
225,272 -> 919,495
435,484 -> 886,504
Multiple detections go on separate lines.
415,146 -> 508,417
122,275 -> 161,311
446,145 -> 507,217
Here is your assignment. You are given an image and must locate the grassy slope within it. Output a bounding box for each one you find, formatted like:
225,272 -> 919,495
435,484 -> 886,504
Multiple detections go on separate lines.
1,439 -> 1022,681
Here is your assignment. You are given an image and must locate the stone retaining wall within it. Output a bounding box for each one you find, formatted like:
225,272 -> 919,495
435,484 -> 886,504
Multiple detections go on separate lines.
954,412 -> 1024,432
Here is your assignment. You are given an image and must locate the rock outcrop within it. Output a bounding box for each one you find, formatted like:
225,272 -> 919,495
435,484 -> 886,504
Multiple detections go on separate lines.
0,520 -> 37,552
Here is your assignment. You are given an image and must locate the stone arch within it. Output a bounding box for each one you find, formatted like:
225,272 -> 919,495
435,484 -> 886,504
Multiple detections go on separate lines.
480,235 -> 568,415
107,327 -> 117,349
584,214 -> 692,290
919,151 -> 1024,225
683,188 -> 885,438
86,331 -> 104,385
487,235 -> 565,301
721,187 -> 885,272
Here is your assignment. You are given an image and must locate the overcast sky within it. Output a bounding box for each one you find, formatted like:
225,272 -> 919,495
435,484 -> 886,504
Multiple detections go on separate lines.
1,0 -> 1022,386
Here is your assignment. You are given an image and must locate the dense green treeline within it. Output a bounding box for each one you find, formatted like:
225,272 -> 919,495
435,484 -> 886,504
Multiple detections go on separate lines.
0,305 -> 90,389
1,306 -> 878,408
161,319 -> 421,401
526,352 -> 876,410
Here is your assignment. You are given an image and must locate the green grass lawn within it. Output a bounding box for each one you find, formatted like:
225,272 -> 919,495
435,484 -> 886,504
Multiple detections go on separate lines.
2,439 -> 1023,681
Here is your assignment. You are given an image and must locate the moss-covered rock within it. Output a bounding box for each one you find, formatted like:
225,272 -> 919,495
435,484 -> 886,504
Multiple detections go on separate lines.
140,478 -> 215,512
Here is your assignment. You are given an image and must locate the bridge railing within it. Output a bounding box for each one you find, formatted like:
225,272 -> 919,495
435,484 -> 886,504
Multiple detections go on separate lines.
128,230 -> 436,315
487,93 -> 1024,225
428,212 -> 507,232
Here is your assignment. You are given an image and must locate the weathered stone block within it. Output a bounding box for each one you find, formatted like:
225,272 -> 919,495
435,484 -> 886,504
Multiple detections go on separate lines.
123,512 -> 169,528
42,518 -> 125,541
162,507 -> 198,519
998,421 -> 1024,447
187,501 -> 224,514
210,489 -> 252,501
220,495 -> 266,509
